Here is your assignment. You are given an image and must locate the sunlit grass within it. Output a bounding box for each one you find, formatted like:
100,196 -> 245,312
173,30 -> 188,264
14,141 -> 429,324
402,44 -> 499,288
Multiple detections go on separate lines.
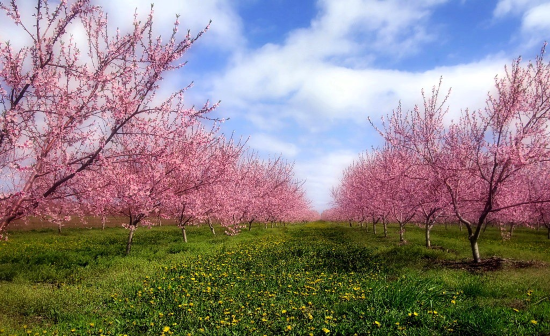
0,222 -> 548,335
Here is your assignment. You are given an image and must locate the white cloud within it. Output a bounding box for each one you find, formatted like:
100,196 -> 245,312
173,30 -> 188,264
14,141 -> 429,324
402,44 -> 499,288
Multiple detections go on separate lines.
215,50 -> 505,130
211,0 -> 507,132
493,0 -> 547,18
522,3 -> 550,32
248,133 -> 300,158
313,0 -> 448,58
295,150 -> 358,211
95,0 -> 244,52
493,0 -> 550,48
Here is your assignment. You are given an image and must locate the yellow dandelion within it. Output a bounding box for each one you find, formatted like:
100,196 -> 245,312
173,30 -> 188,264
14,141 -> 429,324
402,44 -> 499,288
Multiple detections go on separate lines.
531,320 -> 537,325
163,326 -> 170,332
374,321 -> 381,327
286,325 -> 292,331
451,300 -> 456,304
322,327 -> 330,333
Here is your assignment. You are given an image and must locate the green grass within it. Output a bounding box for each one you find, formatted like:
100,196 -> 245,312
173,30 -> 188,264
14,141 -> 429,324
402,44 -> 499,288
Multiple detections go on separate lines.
0,222 -> 549,335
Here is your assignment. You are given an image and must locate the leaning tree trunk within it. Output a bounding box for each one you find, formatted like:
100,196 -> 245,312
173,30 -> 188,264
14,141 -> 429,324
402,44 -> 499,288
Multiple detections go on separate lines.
181,225 -> 187,243
248,220 -> 254,231
126,225 -> 137,255
208,219 -> 215,235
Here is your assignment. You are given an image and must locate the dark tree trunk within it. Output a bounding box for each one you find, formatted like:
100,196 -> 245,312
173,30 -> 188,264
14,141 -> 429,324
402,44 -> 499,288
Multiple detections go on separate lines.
425,223 -> 432,248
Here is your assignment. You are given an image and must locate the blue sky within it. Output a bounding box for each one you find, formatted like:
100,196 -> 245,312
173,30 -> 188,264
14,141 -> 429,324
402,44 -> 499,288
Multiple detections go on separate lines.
3,0 -> 549,212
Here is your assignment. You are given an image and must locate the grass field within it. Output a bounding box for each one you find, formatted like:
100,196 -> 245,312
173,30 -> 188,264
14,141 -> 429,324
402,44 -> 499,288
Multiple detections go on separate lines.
0,221 -> 549,335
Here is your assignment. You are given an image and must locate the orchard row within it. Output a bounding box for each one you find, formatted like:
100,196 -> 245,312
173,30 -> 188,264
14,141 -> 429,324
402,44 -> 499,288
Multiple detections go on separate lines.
0,0 -> 317,248
326,47 -> 550,263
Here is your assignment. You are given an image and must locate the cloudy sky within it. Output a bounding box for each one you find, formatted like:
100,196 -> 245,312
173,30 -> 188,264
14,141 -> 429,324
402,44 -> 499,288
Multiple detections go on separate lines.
7,0 -> 548,212
109,0 -> 550,212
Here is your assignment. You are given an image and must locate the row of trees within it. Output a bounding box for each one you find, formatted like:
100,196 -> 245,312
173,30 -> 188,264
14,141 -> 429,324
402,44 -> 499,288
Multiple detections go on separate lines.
326,46 -> 550,262
0,0 -> 316,251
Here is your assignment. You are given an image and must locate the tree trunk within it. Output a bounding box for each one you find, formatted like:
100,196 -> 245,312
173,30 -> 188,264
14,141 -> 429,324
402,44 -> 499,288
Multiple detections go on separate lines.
126,225 -> 136,255
182,226 -> 187,243
425,223 -> 431,248
373,222 -> 376,235
509,223 -> 515,238
399,223 -> 405,242
57,222 -> 62,234
349,221 -> 352,227
271,222 -> 274,229
101,215 -> 106,230
470,237 -> 481,263
459,223 -> 463,231
208,220 -> 215,235
547,226 -> 549,239
383,221 -> 388,238
248,220 -> 253,231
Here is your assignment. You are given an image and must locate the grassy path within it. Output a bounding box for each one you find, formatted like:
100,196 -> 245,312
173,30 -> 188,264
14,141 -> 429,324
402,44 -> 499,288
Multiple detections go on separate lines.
0,222 -> 549,335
